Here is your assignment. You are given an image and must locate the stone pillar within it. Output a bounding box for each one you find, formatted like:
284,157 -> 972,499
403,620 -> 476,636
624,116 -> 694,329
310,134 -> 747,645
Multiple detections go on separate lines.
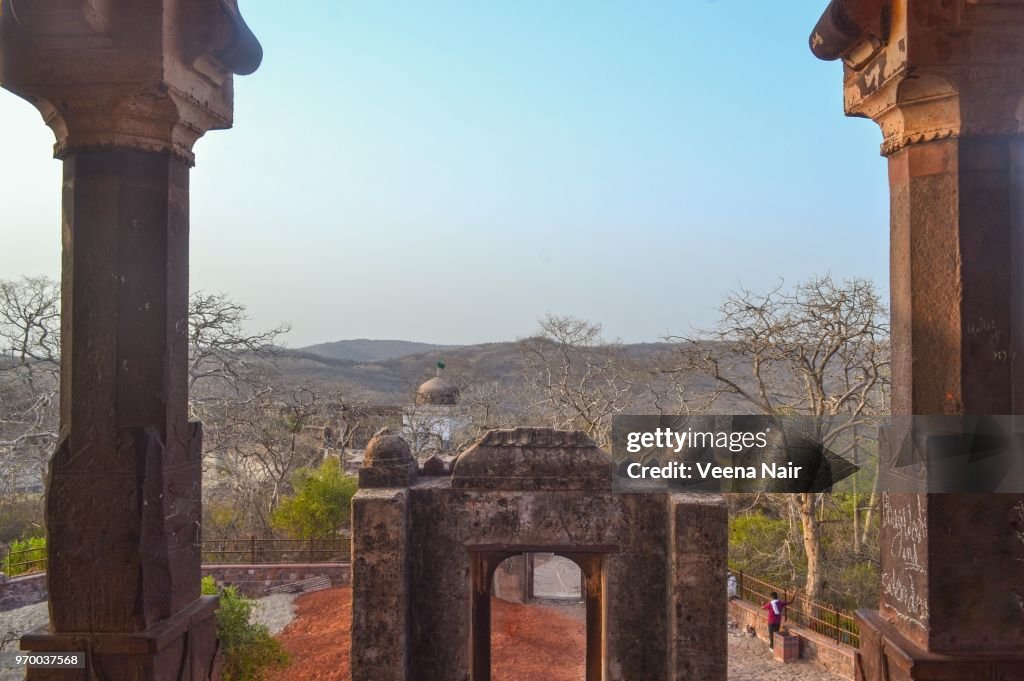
351,430 -> 413,681
0,2 -> 261,678
810,1 -> 1024,678
668,494 -> 728,681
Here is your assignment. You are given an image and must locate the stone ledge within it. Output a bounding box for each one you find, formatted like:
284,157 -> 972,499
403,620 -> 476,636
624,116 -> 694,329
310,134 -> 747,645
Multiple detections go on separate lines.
19,596 -> 221,681
21,595 -> 218,654
202,563 -> 351,597
0,572 -> 48,611
0,564 -> 352,610
452,428 -> 614,490
856,609 -> 1024,681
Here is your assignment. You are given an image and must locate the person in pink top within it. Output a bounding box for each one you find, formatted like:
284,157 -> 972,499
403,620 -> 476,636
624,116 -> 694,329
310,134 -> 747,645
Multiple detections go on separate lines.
762,591 -> 792,648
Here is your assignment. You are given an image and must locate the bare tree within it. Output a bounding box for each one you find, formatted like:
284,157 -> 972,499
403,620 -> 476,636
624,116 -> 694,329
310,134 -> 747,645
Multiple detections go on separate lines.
518,315 -> 638,446
187,292 -> 290,398
0,277 -> 61,492
203,383 -> 351,535
0,279 -> 297,525
667,276 -> 890,600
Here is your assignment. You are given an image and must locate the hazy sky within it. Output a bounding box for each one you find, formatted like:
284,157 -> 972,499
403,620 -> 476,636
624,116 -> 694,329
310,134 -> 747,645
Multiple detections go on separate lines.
0,2 -> 888,348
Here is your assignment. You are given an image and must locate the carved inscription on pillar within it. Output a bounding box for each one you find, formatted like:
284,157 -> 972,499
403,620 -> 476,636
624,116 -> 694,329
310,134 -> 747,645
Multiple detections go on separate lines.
879,493 -> 928,641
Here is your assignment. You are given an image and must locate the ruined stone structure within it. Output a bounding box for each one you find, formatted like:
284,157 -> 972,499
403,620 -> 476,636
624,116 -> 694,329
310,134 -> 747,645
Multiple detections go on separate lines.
351,427 -> 728,681
811,1 -> 1024,679
0,1 -> 261,678
3,1 -> 1022,679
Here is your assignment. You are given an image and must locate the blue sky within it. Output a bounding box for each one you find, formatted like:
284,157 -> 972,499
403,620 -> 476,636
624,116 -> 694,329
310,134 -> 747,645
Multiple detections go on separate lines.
0,1 -> 888,347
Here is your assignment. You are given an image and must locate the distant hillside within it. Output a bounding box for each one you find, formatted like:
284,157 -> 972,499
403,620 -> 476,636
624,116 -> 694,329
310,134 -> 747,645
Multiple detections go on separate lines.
300,338 -> 462,363
277,339 -> 752,412
276,342 -> 523,404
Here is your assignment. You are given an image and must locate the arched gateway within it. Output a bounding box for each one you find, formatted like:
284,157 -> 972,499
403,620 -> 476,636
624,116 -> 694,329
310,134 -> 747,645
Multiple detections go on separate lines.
350,427 -> 728,681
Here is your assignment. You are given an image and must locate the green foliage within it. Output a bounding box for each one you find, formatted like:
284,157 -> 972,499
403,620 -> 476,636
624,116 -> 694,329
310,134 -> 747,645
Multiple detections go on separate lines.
202,577 -> 289,681
728,496 -> 880,611
272,461 -> 358,540
830,561 -> 880,611
3,535 -> 46,576
201,575 -> 219,595
728,513 -> 794,583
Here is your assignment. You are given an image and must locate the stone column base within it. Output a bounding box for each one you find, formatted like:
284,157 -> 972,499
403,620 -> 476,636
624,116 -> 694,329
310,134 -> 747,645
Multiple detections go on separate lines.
20,596 -> 221,681
855,610 -> 1024,681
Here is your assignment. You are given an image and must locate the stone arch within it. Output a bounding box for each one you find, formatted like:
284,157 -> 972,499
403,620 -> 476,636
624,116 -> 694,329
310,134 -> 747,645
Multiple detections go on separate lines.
350,427 -> 728,681
471,547 -> 605,681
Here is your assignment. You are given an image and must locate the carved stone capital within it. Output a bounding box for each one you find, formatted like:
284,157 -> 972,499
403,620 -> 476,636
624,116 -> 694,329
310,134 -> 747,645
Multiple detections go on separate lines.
0,0 -> 262,165
812,0 -> 1024,155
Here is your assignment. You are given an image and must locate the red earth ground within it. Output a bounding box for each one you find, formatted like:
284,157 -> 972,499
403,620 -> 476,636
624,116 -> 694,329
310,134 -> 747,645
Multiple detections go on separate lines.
267,587 -> 586,681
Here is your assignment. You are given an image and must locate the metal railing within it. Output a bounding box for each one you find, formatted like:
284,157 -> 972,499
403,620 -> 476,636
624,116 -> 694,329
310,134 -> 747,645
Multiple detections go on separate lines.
3,536 -> 351,573
733,570 -> 860,648
200,536 -> 350,564
3,546 -> 46,576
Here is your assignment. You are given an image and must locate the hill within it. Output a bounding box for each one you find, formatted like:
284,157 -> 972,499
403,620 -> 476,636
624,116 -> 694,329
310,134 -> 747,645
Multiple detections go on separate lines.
278,341 -> 524,404
281,339 -> 749,412
300,339 -> 461,363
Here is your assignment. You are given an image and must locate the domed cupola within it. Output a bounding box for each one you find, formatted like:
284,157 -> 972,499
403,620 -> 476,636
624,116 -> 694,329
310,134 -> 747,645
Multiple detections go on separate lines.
415,362 -> 459,406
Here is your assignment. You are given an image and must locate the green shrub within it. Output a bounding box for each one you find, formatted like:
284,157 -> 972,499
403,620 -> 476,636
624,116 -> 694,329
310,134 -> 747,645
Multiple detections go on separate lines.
272,460 -> 358,540
201,576 -> 289,680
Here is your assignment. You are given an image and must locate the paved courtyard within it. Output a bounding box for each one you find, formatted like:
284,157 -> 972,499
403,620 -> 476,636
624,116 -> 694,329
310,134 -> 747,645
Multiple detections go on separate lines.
728,629 -> 846,681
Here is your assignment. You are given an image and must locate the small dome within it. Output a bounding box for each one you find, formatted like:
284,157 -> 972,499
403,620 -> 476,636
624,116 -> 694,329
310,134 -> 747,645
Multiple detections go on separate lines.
363,428 -> 412,467
416,376 -> 459,406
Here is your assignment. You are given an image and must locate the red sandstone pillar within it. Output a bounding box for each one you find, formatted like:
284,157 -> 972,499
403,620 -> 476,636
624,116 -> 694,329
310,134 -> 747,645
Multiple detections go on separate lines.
811,1 -> 1024,678
0,2 -> 261,678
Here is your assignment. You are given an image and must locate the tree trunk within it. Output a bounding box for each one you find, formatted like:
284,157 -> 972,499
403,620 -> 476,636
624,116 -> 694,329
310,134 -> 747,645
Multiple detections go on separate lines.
796,492 -> 824,601
852,446 -> 860,551
861,455 -> 881,546
853,487 -> 860,551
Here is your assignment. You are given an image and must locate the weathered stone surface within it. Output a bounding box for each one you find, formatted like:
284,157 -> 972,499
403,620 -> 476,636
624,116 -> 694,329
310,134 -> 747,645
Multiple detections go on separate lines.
0,0 -> 262,164
416,376 -> 460,406
452,427 -> 614,490
359,429 -> 417,488
811,1 -> 1024,677
0,574 -> 48,612
40,148 -> 203,633
420,453 -> 447,476
491,555 -> 527,603
201,563 -> 351,598
669,494 -> 729,681
812,1 -> 1024,157
855,609 -> 1024,681
21,596 -> 221,681
0,2 -> 261,678
352,428 -> 727,681
350,488 -> 409,681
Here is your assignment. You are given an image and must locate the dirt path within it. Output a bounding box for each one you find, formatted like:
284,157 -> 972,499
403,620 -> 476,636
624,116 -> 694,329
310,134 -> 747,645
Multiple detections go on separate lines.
268,588 -> 585,681
269,587 -> 840,681
266,587 -> 351,681
491,598 -> 585,681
